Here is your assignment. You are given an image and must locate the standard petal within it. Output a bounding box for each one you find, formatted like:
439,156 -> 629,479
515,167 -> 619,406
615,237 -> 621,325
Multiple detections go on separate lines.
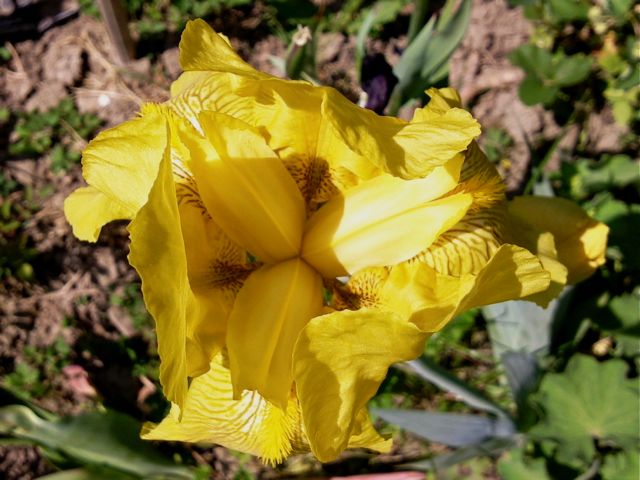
142,355 -> 302,465
179,112 -> 306,263
323,88 -> 480,179
302,156 -> 472,277
64,186 -> 133,242
293,308 -> 427,462
507,196 -> 609,283
178,19 -> 264,78
383,244 -> 552,332
227,258 -> 324,409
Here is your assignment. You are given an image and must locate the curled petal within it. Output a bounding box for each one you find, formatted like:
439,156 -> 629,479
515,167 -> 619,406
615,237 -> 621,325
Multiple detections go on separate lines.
128,134 -> 189,408
179,19 -> 264,78
64,186 -> 134,242
64,105 -> 169,241
293,308 -> 427,462
324,89 -> 480,179
507,196 -> 609,284
383,244 -> 552,332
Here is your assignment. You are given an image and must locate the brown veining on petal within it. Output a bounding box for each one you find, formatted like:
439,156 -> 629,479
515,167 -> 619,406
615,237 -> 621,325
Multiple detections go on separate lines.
331,267 -> 389,310
207,252 -> 256,294
446,142 -> 506,212
175,176 -> 211,219
416,205 -> 507,276
283,155 -> 341,212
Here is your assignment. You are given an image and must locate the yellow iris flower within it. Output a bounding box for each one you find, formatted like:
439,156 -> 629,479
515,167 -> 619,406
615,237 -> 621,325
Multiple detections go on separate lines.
64,20 -> 608,464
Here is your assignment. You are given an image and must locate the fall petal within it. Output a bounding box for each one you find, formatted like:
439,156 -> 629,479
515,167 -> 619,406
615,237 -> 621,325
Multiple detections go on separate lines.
128,135 -> 189,408
142,354 -> 301,465
227,258 -> 324,408
293,308 -> 427,462
508,196 -> 609,283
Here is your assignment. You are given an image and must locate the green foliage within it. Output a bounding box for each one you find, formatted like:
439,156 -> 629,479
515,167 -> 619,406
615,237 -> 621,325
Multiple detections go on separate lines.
530,355 -> 639,469
0,176 -> 43,282
9,98 -> 101,172
497,448 -> 550,480
508,44 -> 592,105
3,337 -> 73,399
481,127 -> 514,165
389,0 -> 472,113
124,0 -> 252,38
556,154 -> 640,201
509,0 -> 640,127
0,404 -> 196,479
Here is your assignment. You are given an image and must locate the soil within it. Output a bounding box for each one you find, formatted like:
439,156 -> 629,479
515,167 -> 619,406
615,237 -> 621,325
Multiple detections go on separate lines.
0,0 -> 625,478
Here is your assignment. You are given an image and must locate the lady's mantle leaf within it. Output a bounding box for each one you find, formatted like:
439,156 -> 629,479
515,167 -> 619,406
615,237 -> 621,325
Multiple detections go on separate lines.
529,354 -> 639,467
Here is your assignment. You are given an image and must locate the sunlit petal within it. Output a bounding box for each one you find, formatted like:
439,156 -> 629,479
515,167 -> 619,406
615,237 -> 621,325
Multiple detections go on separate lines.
142,354 -> 301,465
302,156 -> 471,276
128,134 -> 189,408
178,112 -> 305,262
507,196 -> 609,283
293,308 -> 427,462
228,258 -> 324,408
64,186 -> 133,242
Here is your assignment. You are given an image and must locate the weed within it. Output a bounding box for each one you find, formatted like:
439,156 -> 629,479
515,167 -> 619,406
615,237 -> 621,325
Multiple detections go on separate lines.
9,98 -> 102,172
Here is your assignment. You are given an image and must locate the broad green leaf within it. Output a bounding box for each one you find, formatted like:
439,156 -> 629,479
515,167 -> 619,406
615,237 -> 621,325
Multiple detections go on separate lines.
601,450 -> 640,480
548,0 -> 589,22
589,195 -> 640,270
0,405 -> 194,479
509,45 -> 554,80
530,355 -> 640,467
373,409 -> 516,447
497,448 -> 550,480
552,53 -> 592,86
518,76 -> 558,106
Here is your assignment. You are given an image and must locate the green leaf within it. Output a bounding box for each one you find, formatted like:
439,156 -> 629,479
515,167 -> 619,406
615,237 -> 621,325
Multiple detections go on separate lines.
530,355 -> 640,467
392,0 -> 471,102
552,53 -> 592,86
373,409 -> 516,447
601,450 -> 640,480
589,196 -> 640,270
509,44 -> 554,79
37,467 -> 136,480
0,405 -> 194,479
497,448 -> 550,480
518,76 -> 558,106
400,437 -> 517,471
548,0 -> 589,22
407,358 -> 510,418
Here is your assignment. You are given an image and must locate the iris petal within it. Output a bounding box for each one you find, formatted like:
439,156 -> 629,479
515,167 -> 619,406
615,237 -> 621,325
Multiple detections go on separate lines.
293,308 -> 427,462
302,156 -> 471,277
227,258 -> 324,408
179,112 -> 306,263
128,131 -> 189,408
507,196 -> 609,284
